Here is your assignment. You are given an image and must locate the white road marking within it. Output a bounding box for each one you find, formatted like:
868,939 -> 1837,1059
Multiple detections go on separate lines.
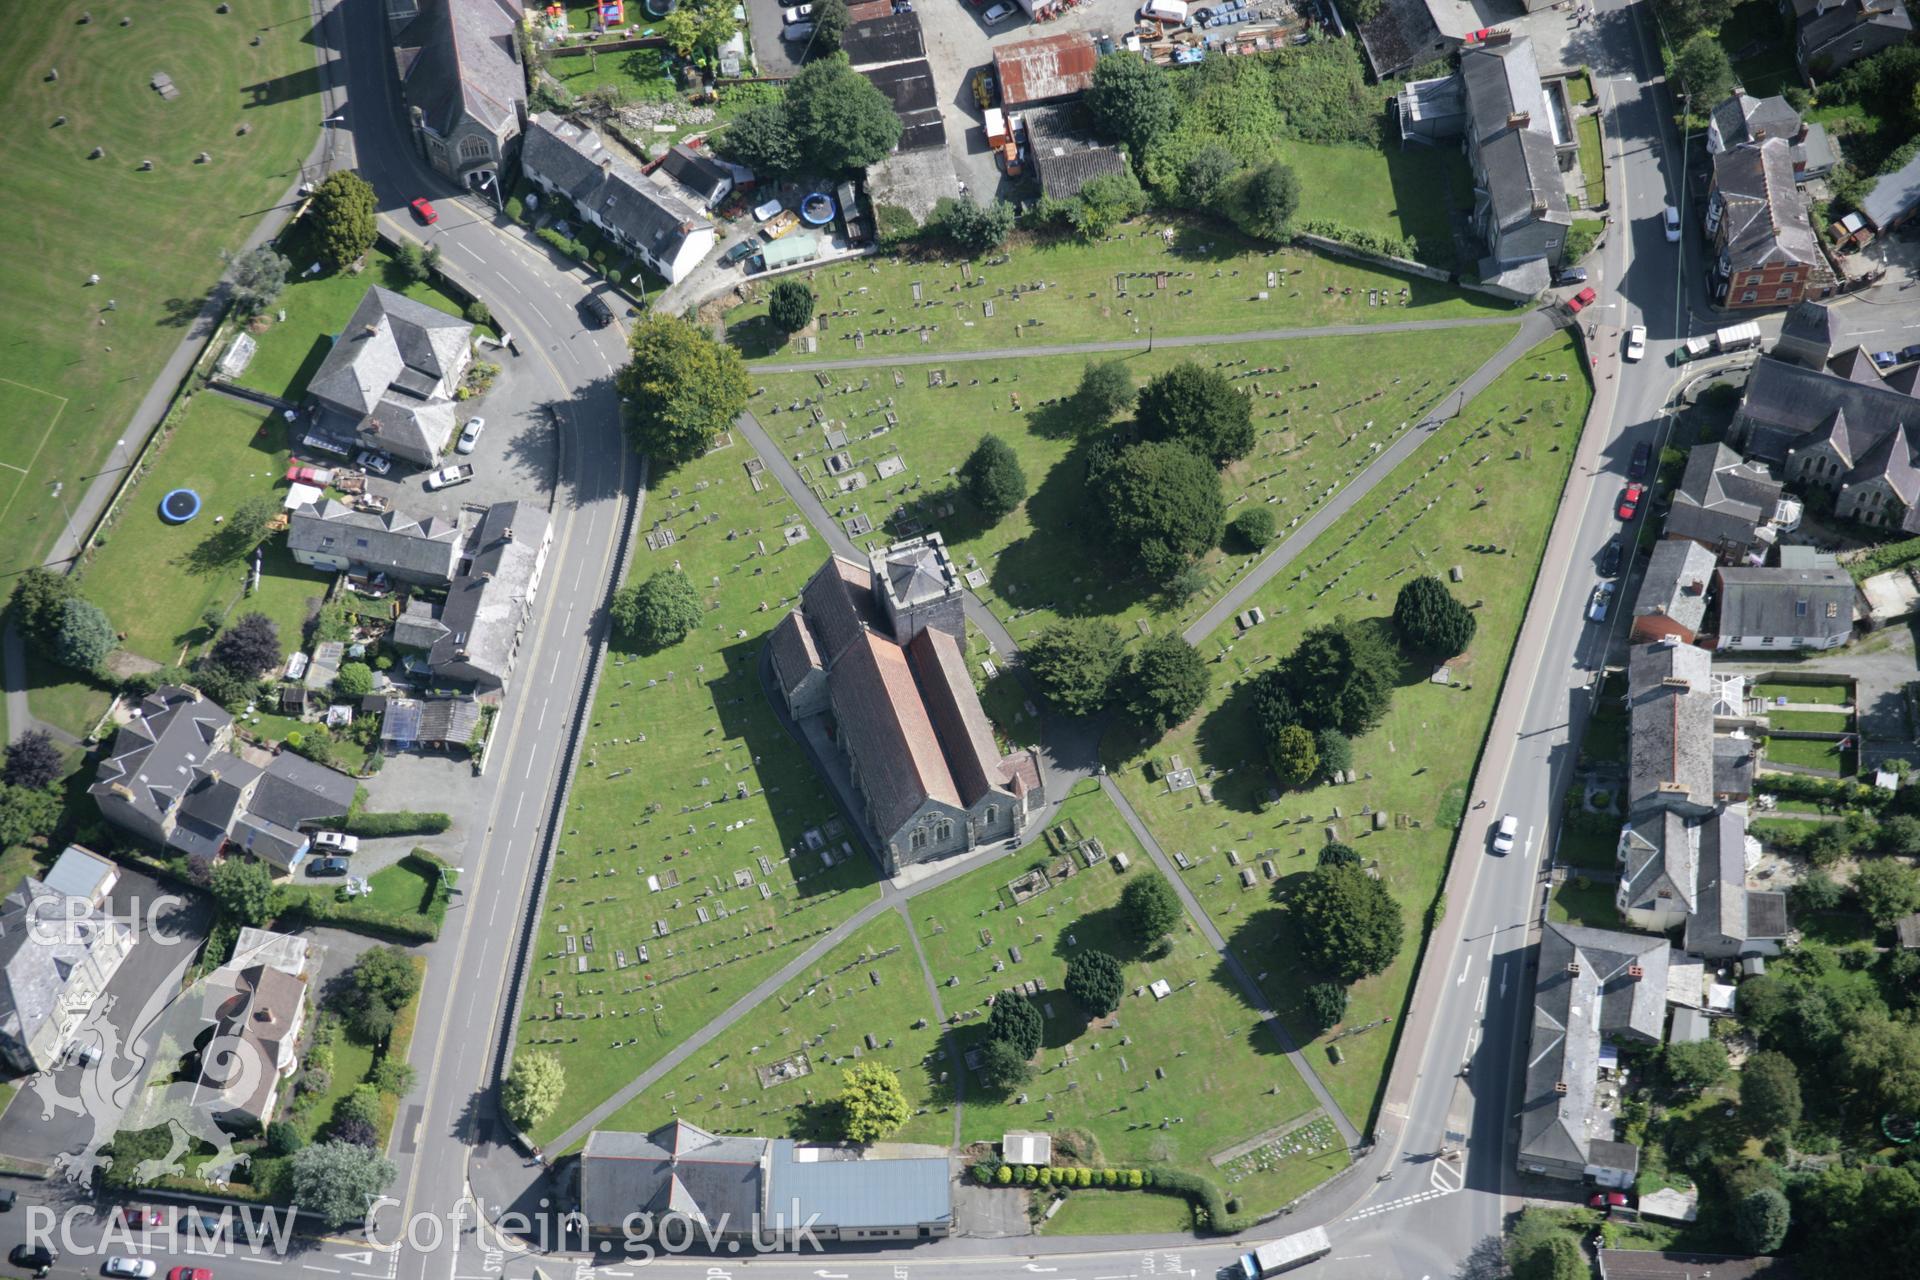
513,792 -> 525,827
1456,953 -> 1471,985
538,698 -> 549,730
1475,975 -> 1488,1013
487,892 -> 501,927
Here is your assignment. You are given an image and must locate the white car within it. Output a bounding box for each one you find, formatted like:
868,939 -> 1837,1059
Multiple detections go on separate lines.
311,831 -> 360,854
1587,580 -> 1616,623
457,417 -> 485,454
1491,814 -> 1518,854
782,3 -> 812,21
752,198 -> 784,222
1625,324 -> 1647,362
105,1261 -> 157,1279
1663,204 -> 1682,242
425,464 -> 474,491
355,449 -> 392,476
983,1 -> 1016,21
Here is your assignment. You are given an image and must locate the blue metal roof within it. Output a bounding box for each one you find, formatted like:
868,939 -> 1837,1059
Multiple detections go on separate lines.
767,1141 -> 952,1229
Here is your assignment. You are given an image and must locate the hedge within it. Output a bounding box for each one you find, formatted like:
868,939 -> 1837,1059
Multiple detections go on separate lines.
337,810 -> 452,838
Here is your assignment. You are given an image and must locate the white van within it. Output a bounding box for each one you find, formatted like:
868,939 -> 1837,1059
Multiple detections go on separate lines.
1491,814 -> 1518,854
1140,0 -> 1189,22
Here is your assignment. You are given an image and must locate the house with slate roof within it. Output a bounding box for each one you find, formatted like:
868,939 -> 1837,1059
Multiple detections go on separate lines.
1632,539 -> 1717,645
0,867 -> 133,1074
578,1120 -> 951,1242
391,0 -> 527,187
305,287 -> 474,467
1461,36 -> 1571,295
1664,443 -> 1787,562
1773,299 -> 1843,368
769,534 -> 1045,875
1788,0 -> 1913,82
520,115 -> 715,284
422,501 -> 552,690
287,500 -> 466,585
89,687 -> 354,873
657,144 -> 735,211
195,929 -> 310,1127
1712,555 -> 1856,652
1706,88 -> 1836,179
1517,922 -> 1668,1185
1705,137 -> 1835,310
1860,145 -> 1920,234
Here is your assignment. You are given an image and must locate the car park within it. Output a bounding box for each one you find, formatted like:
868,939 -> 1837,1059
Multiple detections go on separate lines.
782,2 -> 811,20
106,1260 -> 157,1278
1625,324 -> 1647,362
983,2 -> 1016,21
309,856 -> 351,878
1567,286 -> 1598,312
1628,441 -> 1651,479
1617,482 -> 1645,521
1599,536 -> 1624,578
457,417 -> 485,454
1491,814 -> 1518,854
721,240 -> 757,266
355,450 -> 392,476
1587,580 -> 1616,623
1663,205 -> 1681,241
410,197 -> 438,225
312,831 -> 359,853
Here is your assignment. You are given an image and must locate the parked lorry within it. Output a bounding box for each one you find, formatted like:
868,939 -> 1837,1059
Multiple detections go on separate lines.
1236,1226 -> 1332,1277
425,464 -> 475,491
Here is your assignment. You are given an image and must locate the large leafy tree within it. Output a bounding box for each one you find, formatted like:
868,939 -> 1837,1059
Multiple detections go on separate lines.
1086,441 -> 1226,583
1114,632 -> 1208,737
1134,363 -> 1255,466
1739,1050 -> 1802,1137
503,1051 -> 567,1131
228,247 -> 290,316
53,597 -> 116,673
1182,144 -> 1240,208
3,730 -> 64,790
1795,1162 -> 1920,1275
976,1036 -> 1032,1092
986,992 -> 1043,1060
1074,358 -> 1136,426
611,569 -> 703,652
811,0 -> 849,51
962,434 -> 1028,519
1230,507 -> 1275,550
926,197 -> 1015,254
1735,1187 -> 1790,1254
289,1141 -> 395,1228
616,313 -> 749,466
716,102 -> 799,177
767,280 -> 815,335
1268,723 -> 1319,788
1393,575 -> 1477,657
1086,52 -> 1179,155
333,662 -> 374,698
1064,169 -> 1148,240
1238,159 -> 1302,241
9,567 -> 79,652
310,171 -> 377,272
1025,619 -> 1123,716
1510,1235 -> 1586,1280
785,54 -> 901,175
1064,950 -> 1125,1017
1663,1038 -> 1730,1091
1254,620 -> 1398,738
1839,1008 -> 1920,1116
1303,981 -> 1348,1029
1673,32 -> 1734,104
1315,728 -> 1353,780
0,784 -> 61,848
1292,862 -> 1404,982
1855,857 -> 1920,924
210,858 -> 281,927
209,612 -> 281,676
1120,871 -> 1182,952
352,945 -> 422,1013
837,1062 -> 910,1143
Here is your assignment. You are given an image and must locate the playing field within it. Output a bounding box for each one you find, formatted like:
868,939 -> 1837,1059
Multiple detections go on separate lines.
0,0 -> 321,577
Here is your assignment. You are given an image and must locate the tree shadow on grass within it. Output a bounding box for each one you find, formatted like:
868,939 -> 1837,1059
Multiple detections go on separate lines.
989,438 -> 1154,622
1192,674 -> 1273,816
157,295 -> 208,328
1218,901 -> 1319,1060
727,315 -> 790,361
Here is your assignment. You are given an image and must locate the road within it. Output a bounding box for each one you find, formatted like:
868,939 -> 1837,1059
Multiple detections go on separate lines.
0,0 -> 1704,1275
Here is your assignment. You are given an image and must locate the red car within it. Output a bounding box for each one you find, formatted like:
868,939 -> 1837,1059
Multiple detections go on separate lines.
1617,483 -> 1645,521
1567,286 -> 1598,313
113,1207 -> 164,1229
409,197 -> 438,225
1589,1191 -> 1628,1213
168,1269 -> 212,1280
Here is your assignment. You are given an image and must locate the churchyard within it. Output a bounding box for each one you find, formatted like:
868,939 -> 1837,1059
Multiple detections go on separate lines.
750,324 -> 1518,649
516,437 -> 883,1145
1110,332 -> 1591,1127
721,225 -> 1513,363
0,0 -> 322,585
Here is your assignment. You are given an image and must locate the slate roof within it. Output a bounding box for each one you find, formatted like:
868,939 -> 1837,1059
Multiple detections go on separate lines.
1480,127 -> 1572,231
1461,37 -> 1546,143
398,0 -> 526,140
430,501 -> 551,685
1778,298 -> 1840,356
580,1122 -> 767,1232
1799,0 -> 1913,75
1519,923 -> 1667,1173
90,686 -> 232,827
1618,809 -> 1694,918
1682,804 -> 1752,952
993,33 -> 1098,107
801,557 -> 875,666
1665,443 -> 1783,553
862,60 -> 939,116
767,1141 -> 952,1229
1637,539 -> 1716,634
768,611 -> 823,702
309,287 -> 471,416
1847,420 -> 1920,503
0,876 -> 130,1068
1712,138 -> 1824,274
254,752 -> 356,828
394,597 -> 451,649
1715,564 -> 1854,643
1627,641 -> 1716,815
521,115 -> 708,264
288,499 -> 465,583
1733,355 -> 1920,464
1706,91 -> 1802,154
1862,144 -> 1920,229
840,12 -> 925,67
1715,733 -> 1758,799
659,144 -> 733,206
875,536 -> 955,611
199,962 -> 305,1120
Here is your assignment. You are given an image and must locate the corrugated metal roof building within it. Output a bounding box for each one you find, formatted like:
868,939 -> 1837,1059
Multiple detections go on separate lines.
993,33 -> 1098,107
768,1141 -> 952,1241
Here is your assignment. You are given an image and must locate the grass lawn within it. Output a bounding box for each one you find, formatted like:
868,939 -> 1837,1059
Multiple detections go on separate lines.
1563,71 -> 1595,105
548,47 -> 680,103
513,437 -> 883,1146
912,786 -> 1344,1218
1041,1188 -> 1196,1234
77,391 -> 331,665
753,324 -> 1517,652
1282,141 -> 1472,267
1752,681 -> 1850,705
1110,332 -> 1591,1130
1768,709 -> 1852,732
23,651 -> 115,742
722,216 -> 1514,363
1575,115 -> 1607,210
232,246 -> 470,403
1718,0 -> 1798,98
1559,824 -> 1619,871
1548,877 -> 1621,928
0,0 -> 320,581
1763,738 -> 1855,774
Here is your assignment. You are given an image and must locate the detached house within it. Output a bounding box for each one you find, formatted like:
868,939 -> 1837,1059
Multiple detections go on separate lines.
305,287 -> 475,467
1785,0 -> 1913,81
390,0 -> 527,188
193,929 -> 311,1129
1705,137 -> 1835,310
0,854 -> 134,1074
1713,554 -> 1856,652
520,114 -> 716,284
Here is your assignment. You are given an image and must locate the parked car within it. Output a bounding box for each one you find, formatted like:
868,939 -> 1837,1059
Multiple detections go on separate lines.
1617,482 -> 1645,521
782,2 -> 812,20
721,239 -> 757,266
457,417 -> 485,454
1625,324 -> 1647,362
0,1190 -> 16,1212
1587,580 -> 1616,623
167,1269 -> 212,1280
1567,286 -> 1598,312
782,21 -> 814,38
309,856 -> 351,878
1663,204 -> 1681,241
983,1 -> 1016,22
112,1207 -> 163,1229
1552,266 -> 1589,287
752,198 -> 784,222
1599,536 -> 1624,578
578,293 -> 613,328
312,831 -> 359,854
106,1260 -> 157,1278
1901,343 -> 1920,364
355,449 -> 392,476
425,464 -> 475,491
1872,350 -> 1901,369
1589,1191 -> 1628,1213
1491,814 -> 1518,854
1628,441 -> 1652,480
409,197 -> 438,225
12,1246 -> 54,1278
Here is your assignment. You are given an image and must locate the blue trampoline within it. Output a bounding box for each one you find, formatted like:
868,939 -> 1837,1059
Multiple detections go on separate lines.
160,489 -> 203,524
800,192 -> 835,225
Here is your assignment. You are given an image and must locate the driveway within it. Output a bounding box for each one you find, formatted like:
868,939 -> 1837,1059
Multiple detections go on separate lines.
358,359 -> 561,525
747,0 -> 804,76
